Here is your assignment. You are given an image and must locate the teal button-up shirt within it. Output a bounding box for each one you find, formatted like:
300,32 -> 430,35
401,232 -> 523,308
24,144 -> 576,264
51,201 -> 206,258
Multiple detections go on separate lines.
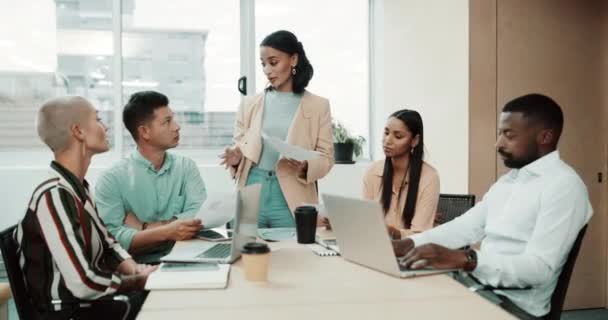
95,150 -> 206,262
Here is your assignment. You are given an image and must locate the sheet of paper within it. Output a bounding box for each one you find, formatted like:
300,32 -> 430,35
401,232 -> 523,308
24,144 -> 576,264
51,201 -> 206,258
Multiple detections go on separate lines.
262,133 -> 322,161
196,193 -> 236,229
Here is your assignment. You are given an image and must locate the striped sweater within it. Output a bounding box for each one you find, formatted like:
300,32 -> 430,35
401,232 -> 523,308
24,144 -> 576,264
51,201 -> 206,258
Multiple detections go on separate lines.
15,161 -> 131,311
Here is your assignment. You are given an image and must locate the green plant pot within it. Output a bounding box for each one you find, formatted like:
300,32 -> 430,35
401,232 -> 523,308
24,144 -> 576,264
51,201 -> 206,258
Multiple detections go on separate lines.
334,142 -> 355,164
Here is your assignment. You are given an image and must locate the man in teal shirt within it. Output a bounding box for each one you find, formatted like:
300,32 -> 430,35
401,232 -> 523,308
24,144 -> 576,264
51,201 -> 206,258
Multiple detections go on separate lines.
95,91 -> 206,263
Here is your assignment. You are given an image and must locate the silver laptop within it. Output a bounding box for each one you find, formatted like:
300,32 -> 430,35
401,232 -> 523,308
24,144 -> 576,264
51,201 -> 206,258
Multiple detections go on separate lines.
161,184 -> 261,264
322,193 -> 452,278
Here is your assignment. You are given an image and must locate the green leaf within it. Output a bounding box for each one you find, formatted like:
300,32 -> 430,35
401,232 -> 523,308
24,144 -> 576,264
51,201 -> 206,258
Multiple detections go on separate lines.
332,118 -> 366,158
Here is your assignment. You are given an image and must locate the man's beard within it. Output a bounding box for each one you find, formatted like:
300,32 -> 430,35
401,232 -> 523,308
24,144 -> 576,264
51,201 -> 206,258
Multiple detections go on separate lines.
498,148 -> 539,169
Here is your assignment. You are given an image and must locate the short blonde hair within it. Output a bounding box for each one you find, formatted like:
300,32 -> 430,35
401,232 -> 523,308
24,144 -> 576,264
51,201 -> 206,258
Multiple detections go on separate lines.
36,96 -> 92,152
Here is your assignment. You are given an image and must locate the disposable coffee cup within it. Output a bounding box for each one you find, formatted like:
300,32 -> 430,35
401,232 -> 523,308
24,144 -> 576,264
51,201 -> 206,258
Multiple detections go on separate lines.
295,206 -> 318,244
241,242 -> 271,281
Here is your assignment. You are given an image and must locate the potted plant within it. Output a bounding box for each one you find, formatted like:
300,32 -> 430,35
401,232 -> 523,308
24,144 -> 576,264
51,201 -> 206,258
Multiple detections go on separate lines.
332,119 -> 366,164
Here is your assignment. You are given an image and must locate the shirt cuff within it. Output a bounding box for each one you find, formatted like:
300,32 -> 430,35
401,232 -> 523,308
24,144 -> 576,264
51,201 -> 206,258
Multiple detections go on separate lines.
471,251 -> 495,285
115,227 -> 138,252
409,233 -> 432,247
176,210 -> 196,219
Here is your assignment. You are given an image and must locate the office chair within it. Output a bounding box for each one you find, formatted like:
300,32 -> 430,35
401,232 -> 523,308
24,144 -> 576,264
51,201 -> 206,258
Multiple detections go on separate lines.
436,194 -> 476,225
544,225 -> 588,320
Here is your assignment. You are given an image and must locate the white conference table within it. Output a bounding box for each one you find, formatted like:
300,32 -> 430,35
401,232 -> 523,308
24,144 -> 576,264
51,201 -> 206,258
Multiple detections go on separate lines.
138,238 -> 515,320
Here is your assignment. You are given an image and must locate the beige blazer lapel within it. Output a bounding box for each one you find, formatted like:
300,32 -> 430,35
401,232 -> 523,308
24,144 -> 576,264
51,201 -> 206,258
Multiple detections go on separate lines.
240,94 -> 265,165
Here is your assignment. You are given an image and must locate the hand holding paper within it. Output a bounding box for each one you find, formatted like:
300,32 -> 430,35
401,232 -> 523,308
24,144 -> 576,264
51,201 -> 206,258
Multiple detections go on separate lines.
262,133 -> 322,161
195,193 -> 236,229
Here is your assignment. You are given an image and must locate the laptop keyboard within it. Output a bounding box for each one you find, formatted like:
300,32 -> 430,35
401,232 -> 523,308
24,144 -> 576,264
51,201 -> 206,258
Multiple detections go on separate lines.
196,243 -> 232,259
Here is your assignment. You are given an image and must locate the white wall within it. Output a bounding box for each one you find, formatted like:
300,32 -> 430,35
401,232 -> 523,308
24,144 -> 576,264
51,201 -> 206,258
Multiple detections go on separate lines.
372,0 -> 469,194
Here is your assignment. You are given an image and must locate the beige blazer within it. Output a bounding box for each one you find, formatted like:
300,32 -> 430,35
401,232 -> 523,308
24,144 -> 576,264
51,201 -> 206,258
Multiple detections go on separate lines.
230,90 -> 334,214
362,159 -> 440,238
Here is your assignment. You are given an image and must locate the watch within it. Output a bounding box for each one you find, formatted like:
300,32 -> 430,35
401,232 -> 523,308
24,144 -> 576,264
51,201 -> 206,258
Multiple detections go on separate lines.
463,249 -> 478,272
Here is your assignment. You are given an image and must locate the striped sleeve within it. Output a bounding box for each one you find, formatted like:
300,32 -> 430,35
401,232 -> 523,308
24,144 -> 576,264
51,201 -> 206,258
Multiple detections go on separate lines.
90,212 -> 131,270
35,187 -> 122,299
87,194 -> 131,268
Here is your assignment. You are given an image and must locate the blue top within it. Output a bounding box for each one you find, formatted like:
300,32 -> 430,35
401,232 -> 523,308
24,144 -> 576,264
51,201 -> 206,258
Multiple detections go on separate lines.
257,90 -> 302,171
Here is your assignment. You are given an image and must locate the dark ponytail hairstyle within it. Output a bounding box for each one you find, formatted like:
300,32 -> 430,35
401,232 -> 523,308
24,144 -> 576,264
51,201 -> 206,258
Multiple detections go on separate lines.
380,109 -> 424,228
260,30 -> 314,94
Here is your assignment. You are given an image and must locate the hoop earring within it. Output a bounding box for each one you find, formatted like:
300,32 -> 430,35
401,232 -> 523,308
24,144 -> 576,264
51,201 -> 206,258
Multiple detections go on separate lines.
292,66 -> 297,75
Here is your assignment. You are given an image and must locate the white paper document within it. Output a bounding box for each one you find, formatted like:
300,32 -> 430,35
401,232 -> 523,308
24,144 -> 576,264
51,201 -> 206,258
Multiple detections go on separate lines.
145,263 -> 230,290
196,193 -> 236,229
262,133 -> 322,161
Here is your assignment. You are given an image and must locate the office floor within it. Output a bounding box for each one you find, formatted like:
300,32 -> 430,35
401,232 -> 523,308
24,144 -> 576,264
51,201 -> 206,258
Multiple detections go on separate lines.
5,298 -> 608,319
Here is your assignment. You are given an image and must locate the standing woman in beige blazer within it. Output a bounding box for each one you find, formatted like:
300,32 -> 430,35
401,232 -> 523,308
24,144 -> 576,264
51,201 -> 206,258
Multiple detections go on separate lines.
363,110 -> 439,239
220,30 -> 334,228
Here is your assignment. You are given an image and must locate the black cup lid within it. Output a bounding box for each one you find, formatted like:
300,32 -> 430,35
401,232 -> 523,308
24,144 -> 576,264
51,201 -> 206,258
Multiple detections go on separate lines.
241,242 -> 270,254
295,205 -> 317,214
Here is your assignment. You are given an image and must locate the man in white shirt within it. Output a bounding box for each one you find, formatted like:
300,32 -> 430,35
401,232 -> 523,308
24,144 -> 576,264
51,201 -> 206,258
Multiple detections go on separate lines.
392,93 -> 593,319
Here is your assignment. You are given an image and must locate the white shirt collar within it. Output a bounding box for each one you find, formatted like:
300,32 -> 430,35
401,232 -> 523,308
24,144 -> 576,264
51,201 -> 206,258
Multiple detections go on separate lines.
509,150 -> 560,178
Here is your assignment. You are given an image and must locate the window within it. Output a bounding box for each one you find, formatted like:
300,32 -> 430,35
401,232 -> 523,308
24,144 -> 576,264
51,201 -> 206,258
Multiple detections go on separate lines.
121,0 -> 240,161
0,0 -> 115,165
0,0 -> 370,165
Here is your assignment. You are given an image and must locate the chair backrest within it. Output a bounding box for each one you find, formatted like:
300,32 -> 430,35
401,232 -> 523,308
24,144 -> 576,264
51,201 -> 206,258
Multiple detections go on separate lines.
0,225 -> 40,320
545,225 -> 588,320
437,194 -> 476,224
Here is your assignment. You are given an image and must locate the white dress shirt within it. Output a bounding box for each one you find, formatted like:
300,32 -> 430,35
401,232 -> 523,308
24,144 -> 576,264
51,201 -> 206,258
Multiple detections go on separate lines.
410,151 -> 593,317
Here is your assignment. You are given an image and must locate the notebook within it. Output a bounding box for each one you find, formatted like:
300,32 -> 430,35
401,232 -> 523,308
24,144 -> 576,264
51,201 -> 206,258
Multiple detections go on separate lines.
145,263 -> 230,290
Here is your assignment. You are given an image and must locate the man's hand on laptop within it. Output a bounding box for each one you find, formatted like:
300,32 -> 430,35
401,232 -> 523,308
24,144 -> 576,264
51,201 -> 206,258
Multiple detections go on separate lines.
392,238 -> 414,256
162,218 -> 204,241
398,243 -> 467,270
387,226 -> 402,240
